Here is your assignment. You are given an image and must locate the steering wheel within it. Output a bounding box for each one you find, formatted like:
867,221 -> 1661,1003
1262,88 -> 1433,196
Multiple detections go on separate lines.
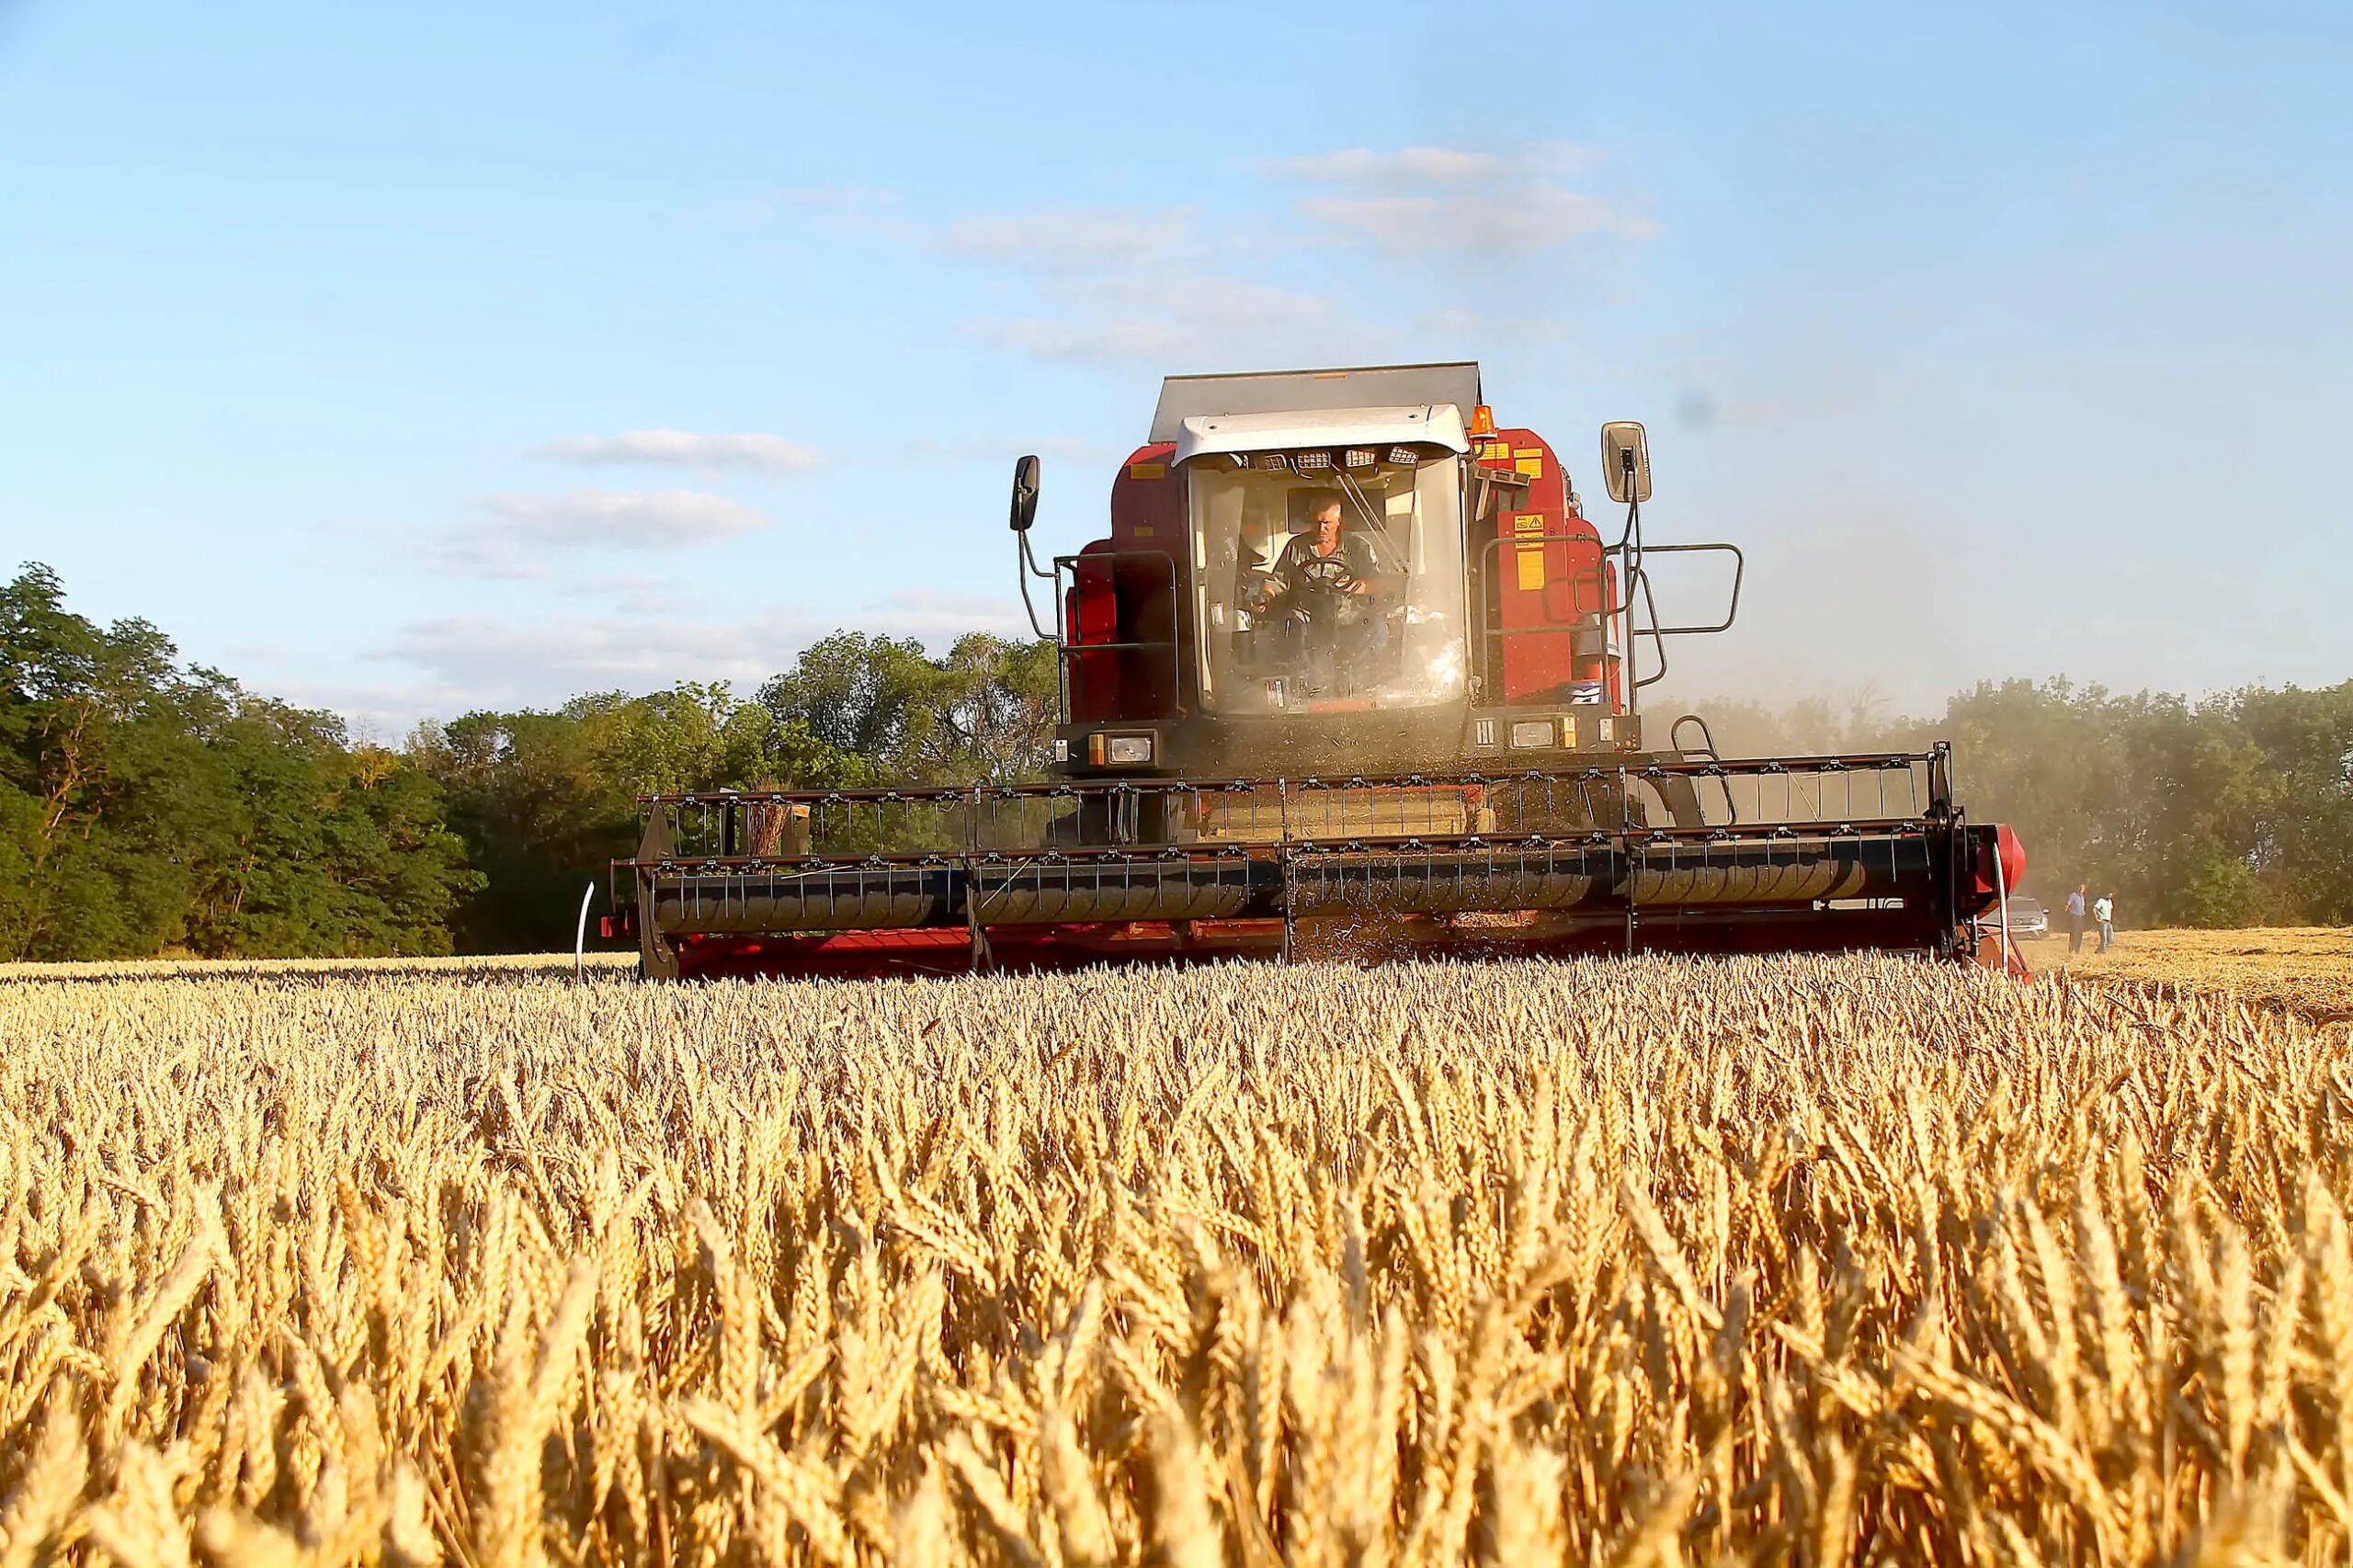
1294,553 -> 1358,594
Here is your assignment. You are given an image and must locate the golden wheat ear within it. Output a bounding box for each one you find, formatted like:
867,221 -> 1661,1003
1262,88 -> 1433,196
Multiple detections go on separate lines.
4,949 -> 2347,1563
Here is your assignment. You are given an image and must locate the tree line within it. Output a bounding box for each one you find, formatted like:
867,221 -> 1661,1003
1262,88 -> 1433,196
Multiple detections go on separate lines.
2,565 -> 1056,959
1682,682 -> 2353,929
4,562 -> 2347,960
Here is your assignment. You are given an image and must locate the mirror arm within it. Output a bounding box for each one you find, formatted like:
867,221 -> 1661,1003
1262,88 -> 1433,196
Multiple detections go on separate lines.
1606,494 -> 1645,710
1608,494 -> 1641,554
1015,530 -> 1057,642
1019,529 -> 1055,581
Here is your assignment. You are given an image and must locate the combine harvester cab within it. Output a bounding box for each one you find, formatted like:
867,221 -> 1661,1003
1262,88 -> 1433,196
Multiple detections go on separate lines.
609,363 -> 2028,981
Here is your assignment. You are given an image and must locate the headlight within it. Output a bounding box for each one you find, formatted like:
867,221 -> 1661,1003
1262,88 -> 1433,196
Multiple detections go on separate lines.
1088,733 -> 1154,767
1508,719 -> 1555,750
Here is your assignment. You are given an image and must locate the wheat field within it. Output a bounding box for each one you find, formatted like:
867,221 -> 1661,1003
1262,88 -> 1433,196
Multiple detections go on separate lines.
4,956 -> 2352,1566
2044,927 -> 2353,1028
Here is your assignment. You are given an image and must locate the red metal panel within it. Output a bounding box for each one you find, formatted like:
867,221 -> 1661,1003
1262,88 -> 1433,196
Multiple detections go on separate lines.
1966,823 -> 2029,899
1109,442 -> 1179,550
662,905 -> 1986,982
1065,541 -> 1120,722
1100,443 -> 1184,718
1483,428 -> 1611,707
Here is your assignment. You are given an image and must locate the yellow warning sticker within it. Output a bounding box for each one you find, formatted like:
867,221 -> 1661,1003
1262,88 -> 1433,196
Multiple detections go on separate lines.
1516,456 -> 1544,478
1512,447 -> 1544,458
1513,513 -> 1547,591
1128,461 -> 1165,480
1131,525 -> 1155,540
1561,716 -> 1578,750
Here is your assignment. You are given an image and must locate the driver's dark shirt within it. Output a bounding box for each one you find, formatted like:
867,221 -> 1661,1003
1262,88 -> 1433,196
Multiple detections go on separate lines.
1270,529 -> 1383,598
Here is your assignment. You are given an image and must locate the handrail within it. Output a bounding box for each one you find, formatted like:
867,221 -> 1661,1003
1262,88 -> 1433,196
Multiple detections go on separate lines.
1052,547 -> 1183,720
1467,532 -> 1742,709
635,750 -> 1945,806
1620,541 -> 1744,636
620,813 -> 1943,870
1470,531 -> 1608,654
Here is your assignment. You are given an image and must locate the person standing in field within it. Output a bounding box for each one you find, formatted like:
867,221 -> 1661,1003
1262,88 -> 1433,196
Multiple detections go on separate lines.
2066,884 -> 2087,952
2094,892 -> 2115,952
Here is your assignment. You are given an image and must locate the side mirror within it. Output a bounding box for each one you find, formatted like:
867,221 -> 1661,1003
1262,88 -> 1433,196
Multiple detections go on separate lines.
1600,421 -> 1652,505
1008,454 -> 1041,533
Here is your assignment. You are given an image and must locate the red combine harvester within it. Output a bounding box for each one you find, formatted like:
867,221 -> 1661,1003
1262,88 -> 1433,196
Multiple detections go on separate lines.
609,363 -> 2026,980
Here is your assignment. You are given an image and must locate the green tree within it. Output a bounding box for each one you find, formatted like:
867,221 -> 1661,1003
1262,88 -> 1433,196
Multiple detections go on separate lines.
2,565 -> 225,957
183,703 -> 478,956
0,564 -> 477,960
755,632 -> 941,784
1671,675 -> 2353,929
932,633 -> 1060,783
415,683 -> 782,952
753,631 -> 1059,786
2226,681 -> 2353,924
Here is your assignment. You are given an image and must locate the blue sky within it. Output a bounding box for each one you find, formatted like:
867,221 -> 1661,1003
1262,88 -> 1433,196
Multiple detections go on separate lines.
4,0 -> 2347,733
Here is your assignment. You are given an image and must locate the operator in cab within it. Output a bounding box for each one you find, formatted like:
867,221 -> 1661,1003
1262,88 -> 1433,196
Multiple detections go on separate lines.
1248,492 -> 1399,694
1254,495 -> 1392,610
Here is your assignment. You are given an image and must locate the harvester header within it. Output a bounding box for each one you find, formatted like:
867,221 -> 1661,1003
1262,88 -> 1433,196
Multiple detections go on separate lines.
610,362 -> 2027,979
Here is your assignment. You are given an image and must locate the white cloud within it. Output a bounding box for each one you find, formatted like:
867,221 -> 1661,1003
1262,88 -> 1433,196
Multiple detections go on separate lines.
363,589 -> 1031,722
1262,143 -> 1599,185
374,610 -> 803,706
900,434 -> 1117,467
479,489 -> 770,547
1267,141 -> 1650,256
779,142 -> 1645,367
425,490 -> 772,578
936,206 -> 1199,272
860,588 -> 1030,641
966,275 -> 1378,368
533,430 -> 823,472
964,313 -> 1196,364
1295,186 -> 1656,254
575,571 -> 687,614
1265,146 -> 1513,184
1418,304 -> 1571,343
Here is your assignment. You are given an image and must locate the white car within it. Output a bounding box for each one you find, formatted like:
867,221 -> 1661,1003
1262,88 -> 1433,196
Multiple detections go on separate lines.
1980,896 -> 2050,939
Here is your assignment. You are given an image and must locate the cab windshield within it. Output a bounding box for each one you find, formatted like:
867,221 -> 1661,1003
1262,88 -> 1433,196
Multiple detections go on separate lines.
1188,454 -> 1467,713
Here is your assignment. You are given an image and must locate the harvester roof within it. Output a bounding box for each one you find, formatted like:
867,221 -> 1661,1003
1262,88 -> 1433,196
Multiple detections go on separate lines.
1171,403 -> 1471,465
1149,361 -> 1483,443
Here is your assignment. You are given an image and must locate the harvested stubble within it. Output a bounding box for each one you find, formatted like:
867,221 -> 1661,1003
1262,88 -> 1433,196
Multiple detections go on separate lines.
3,957 -> 2352,1566
2045,926 -> 2353,1030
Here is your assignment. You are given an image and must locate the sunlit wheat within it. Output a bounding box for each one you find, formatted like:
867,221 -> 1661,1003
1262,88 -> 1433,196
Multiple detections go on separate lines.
3,953 -> 2350,1563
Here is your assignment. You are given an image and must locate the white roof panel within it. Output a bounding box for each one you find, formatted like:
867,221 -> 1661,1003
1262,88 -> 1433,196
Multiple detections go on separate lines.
1151,362 -> 1482,443
1172,403 -> 1470,465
